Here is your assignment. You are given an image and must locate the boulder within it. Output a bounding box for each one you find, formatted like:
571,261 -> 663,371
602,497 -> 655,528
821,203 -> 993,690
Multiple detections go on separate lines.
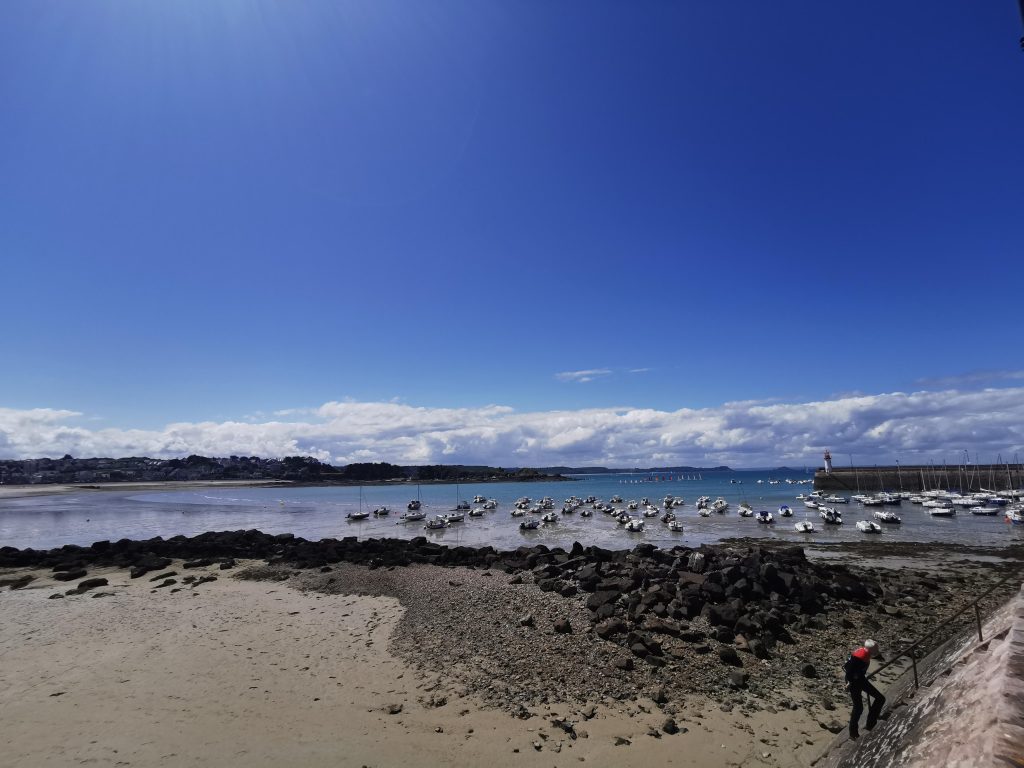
553,618 -> 572,634
53,569 -> 87,582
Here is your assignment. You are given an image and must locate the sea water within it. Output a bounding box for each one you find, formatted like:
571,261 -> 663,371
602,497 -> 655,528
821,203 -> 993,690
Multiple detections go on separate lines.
1,469 -> 1021,551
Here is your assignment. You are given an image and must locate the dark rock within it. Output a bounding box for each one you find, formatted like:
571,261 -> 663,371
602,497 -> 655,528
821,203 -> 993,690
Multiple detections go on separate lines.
595,618 -> 627,639
519,614 -> 535,628
53,569 -> 87,582
800,663 -> 817,679
75,578 -> 108,593
154,579 -> 177,589
729,670 -> 749,688
183,559 -> 214,569
149,571 -> 177,582
662,718 -> 679,735
48,593 -> 65,599
718,647 -> 742,667
748,639 -> 771,660
612,656 -> 634,671
553,618 -> 572,634
385,703 -> 403,714
586,591 -> 619,611
0,574 -> 34,590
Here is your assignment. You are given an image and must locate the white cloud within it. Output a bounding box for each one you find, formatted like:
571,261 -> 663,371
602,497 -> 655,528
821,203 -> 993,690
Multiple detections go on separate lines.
555,369 -> 612,383
1,388 -> 1022,467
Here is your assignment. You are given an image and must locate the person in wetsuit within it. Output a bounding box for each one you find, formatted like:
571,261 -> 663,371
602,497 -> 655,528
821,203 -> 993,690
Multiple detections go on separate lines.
844,638 -> 885,739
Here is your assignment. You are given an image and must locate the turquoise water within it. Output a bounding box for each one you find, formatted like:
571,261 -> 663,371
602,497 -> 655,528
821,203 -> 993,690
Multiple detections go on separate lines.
2,469 -> 1021,551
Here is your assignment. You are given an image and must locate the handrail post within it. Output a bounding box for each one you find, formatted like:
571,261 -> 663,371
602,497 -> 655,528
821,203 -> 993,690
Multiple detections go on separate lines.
974,604 -> 983,642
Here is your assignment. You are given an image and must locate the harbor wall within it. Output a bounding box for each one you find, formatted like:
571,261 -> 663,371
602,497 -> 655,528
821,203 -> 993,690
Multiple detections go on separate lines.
827,582 -> 1024,768
813,464 -> 1024,493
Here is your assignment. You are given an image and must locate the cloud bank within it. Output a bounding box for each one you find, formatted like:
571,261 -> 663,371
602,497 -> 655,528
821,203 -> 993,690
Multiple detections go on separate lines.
2,387 -> 1023,467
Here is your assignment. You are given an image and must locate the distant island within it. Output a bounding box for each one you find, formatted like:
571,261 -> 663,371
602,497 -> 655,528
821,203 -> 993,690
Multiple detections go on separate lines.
537,465 -> 732,474
0,455 -> 569,487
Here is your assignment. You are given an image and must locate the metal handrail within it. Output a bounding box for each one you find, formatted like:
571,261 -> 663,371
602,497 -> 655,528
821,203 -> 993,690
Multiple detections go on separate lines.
867,569 -> 1020,689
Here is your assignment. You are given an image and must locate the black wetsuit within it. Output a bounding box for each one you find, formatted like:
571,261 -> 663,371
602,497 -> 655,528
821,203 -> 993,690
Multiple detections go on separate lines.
844,648 -> 885,738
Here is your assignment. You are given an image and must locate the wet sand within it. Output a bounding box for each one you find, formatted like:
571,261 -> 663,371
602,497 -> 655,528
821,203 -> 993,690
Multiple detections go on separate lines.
0,480 -> 293,500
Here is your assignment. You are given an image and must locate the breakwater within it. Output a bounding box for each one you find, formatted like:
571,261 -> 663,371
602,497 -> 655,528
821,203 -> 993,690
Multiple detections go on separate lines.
814,464 -> 1024,493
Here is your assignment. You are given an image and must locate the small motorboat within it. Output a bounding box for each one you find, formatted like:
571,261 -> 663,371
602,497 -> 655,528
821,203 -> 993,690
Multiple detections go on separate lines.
424,517 -> 449,530
468,507 -> 486,517
824,495 -> 848,504
1006,509 -> 1024,525
561,505 -> 576,514
482,500 -> 497,510
400,510 -> 426,522
580,508 -> 592,517
346,511 -> 370,521
698,509 -> 712,517
804,500 -> 820,509
541,511 -> 558,523
407,499 -> 422,511
643,506 -> 659,518
929,507 -> 956,517
794,519 -> 815,533
711,498 -> 729,513
510,508 -> 525,517
856,520 -> 882,534
519,518 -> 541,530
778,505 -> 793,517
624,518 -> 645,532
755,510 -> 774,524
442,512 -> 465,523
610,495 -> 624,504
970,506 -> 999,516
819,507 -> 843,525
372,506 -> 391,517
667,520 -> 684,532
873,510 -> 902,524
862,497 -> 884,507
473,495 -> 487,504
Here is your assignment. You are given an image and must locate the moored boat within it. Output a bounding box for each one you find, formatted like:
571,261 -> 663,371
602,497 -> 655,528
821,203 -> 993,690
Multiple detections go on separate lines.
819,507 -> 843,525
856,520 -> 882,533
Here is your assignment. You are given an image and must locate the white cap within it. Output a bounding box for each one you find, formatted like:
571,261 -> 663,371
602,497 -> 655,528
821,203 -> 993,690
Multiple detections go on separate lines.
864,639 -> 878,651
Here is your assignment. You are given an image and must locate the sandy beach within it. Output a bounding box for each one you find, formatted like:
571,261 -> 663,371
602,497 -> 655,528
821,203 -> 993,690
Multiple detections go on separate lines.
1,560 -> 844,768
1,535 -> 1019,768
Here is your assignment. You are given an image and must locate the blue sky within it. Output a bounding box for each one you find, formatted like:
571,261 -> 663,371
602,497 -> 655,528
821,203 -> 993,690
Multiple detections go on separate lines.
2,2 -> 1023,464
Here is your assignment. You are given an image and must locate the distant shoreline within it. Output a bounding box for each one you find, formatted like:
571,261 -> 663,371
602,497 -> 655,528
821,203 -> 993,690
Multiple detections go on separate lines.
0,475 -> 574,500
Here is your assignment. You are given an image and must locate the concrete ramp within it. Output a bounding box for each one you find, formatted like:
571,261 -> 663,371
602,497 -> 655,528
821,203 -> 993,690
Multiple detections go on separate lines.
827,584 -> 1024,768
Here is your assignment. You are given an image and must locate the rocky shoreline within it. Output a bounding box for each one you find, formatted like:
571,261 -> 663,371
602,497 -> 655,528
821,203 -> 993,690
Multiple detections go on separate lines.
3,530 -> 1020,749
